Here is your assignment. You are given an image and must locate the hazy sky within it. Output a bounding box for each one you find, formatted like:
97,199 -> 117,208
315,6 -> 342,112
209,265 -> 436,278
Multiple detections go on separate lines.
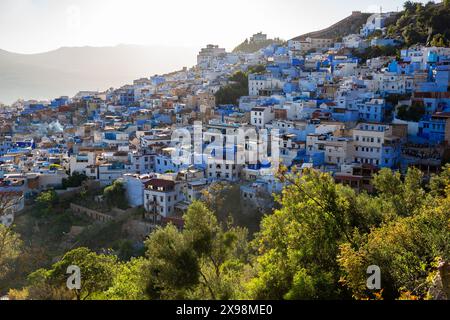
0,0 -> 434,54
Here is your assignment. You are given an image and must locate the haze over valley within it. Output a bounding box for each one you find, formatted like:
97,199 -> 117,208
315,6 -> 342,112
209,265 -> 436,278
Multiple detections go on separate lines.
0,44 -> 197,104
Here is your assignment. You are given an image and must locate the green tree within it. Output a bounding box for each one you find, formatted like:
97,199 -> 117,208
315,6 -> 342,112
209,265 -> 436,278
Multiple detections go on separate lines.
62,172 -> 87,189
246,168 -> 380,299
338,193 -> 450,299
144,201 -> 249,300
145,224 -> 200,299
27,247 -> 118,300
396,103 -> 425,122
430,33 -> 448,47
404,1 -> 416,13
104,257 -> 150,300
214,66 -> 267,105
103,180 -> 128,209
0,225 -> 22,281
35,190 -> 59,217
372,167 -> 425,219
338,166 -> 450,299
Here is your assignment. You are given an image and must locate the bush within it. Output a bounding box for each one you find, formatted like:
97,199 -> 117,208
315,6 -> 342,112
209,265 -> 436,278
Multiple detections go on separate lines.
396,103 -> 425,122
62,172 -> 87,189
103,180 -> 128,210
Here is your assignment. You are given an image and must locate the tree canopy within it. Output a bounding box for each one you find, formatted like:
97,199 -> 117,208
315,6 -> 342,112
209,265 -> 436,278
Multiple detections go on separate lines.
6,165 -> 450,300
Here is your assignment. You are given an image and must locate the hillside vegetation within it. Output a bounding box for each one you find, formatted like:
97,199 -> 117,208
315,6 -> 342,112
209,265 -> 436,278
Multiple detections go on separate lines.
214,65 -> 266,105
3,166 -> 450,300
233,38 -> 285,53
387,1 -> 450,47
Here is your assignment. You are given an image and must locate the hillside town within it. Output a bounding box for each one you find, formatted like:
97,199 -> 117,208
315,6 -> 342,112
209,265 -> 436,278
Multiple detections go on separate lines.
1,11 -> 449,235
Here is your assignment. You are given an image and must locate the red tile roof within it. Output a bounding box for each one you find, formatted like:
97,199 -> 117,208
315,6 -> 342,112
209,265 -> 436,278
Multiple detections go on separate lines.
145,179 -> 175,189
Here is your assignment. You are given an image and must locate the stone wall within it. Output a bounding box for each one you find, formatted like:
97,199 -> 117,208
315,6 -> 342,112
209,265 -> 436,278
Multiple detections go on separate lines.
70,203 -> 114,223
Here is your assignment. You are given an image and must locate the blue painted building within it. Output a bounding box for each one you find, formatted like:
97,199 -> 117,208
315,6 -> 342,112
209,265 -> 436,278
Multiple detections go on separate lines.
119,88 -> 135,106
418,114 -> 448,144
50,97 -> 69,108
358,99 -> 385,123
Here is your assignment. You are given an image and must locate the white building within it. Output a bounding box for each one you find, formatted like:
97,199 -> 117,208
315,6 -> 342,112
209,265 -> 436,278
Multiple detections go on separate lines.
248,74 -> 283,96
144,178 -> 183,217
69,152 -> 96,175
121,174 -> 154,207
251,107 -> 275,128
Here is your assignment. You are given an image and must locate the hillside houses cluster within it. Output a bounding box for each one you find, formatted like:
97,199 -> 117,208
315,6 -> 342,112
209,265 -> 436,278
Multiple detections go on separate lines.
1,22 -> 450,231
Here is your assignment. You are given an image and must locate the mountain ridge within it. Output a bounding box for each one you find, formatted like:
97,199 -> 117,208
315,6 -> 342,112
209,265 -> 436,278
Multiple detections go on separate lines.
0,44 -> 198,104
291,11 -> 374,41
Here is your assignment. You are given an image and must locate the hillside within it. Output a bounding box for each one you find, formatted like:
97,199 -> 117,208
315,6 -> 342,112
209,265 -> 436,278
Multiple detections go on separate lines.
387,1 -> 450,47
291,11 -> 373,41
0,45 -> 197,104
233,38 -> 285,53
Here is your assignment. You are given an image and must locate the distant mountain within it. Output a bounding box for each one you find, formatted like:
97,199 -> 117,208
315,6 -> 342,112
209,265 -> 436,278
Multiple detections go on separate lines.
291,11 -> 374,41
0,44 -> 198,104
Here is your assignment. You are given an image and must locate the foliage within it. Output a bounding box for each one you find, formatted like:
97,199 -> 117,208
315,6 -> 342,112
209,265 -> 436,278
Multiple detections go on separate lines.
62,172 -> 87,189
233,38 -> 284,53
246,168 -> 378,299
201,181 -> 272,234
144,201 -> 249,300
7,288 -> 29,300
214,65 -> 266,105
338,165 -> 450,299
7,165 -> 450,300
339,197 -> 449,299
35,190 -> 59,217
387,2 -> 450,47
246,166 -> 445,300
215,71 -> 249,105
103,180 -> 128,209
104,257 -> 149,300
396,103 -> 426,122
0,225 -> 23,280
385,93 -> 412,106
352,46 -> 399,63
26,247 -> 118,300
